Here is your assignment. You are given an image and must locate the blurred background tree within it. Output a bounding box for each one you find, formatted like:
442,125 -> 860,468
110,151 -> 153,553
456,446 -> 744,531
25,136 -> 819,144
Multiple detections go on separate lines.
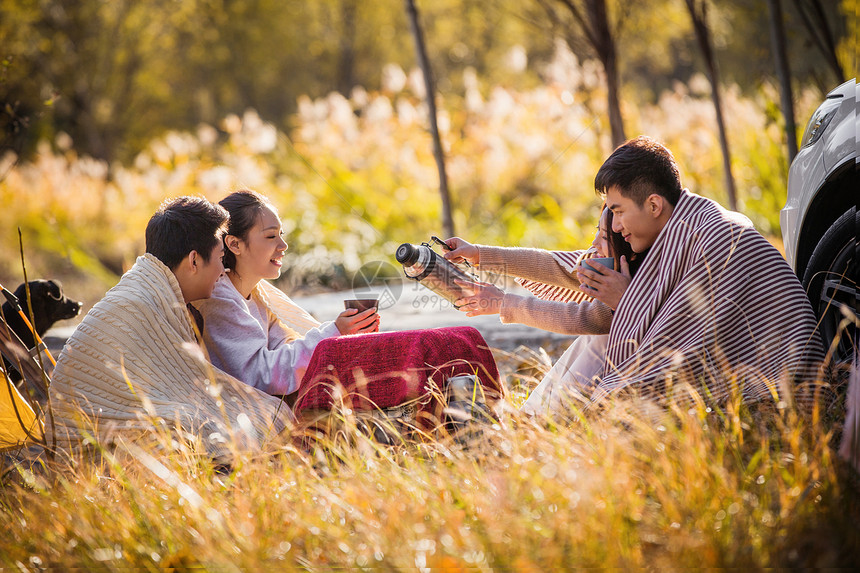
684,0 -> 738,211
535,0 -> 628,147
0,0 -> 854,301
2,0 -> 849,164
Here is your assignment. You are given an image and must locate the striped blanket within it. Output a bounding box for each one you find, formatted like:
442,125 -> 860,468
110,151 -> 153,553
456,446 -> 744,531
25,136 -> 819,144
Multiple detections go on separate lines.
47,255 -> 291,457
596,190 -> 824,404
516,250 -> 594,305
520,190 -> 825,407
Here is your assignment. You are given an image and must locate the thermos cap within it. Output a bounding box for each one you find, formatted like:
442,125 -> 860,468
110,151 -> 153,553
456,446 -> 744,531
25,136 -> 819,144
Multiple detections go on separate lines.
395,243 -> 420,266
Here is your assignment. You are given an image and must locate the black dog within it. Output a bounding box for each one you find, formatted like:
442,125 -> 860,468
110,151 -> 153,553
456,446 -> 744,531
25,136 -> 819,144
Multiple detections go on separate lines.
2,279 -> 83,352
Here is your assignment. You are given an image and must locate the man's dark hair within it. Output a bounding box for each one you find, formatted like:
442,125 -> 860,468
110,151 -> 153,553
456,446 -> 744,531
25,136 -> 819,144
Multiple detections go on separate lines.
594,136 -> 682,206
145,196 -> 229,270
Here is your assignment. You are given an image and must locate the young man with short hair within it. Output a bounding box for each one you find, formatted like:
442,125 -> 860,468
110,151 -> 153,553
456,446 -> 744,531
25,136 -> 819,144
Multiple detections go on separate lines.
48,197 -> 291,457
144,195 -> 228,303
579,136 -> 825,405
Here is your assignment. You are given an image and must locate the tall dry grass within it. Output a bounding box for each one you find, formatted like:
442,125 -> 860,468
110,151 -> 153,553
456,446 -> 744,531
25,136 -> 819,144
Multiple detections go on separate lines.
1,52 -> 854,568
0,51 -> 823,305
1,369 -> 857,569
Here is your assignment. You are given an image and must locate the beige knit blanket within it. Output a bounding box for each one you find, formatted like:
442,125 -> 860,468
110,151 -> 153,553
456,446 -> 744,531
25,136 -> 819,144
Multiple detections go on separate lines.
595,190 -> 825,405
47,255 -> 291,455
252,278 -> 322,338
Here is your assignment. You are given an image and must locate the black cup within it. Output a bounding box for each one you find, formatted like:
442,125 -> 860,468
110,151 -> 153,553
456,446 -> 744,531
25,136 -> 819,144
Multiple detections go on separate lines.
343,298 -> 379,312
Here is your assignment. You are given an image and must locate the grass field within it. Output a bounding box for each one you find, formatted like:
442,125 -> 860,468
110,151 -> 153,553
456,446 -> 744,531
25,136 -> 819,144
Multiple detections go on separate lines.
2,355 -> 858,569
1,70 -> 855,569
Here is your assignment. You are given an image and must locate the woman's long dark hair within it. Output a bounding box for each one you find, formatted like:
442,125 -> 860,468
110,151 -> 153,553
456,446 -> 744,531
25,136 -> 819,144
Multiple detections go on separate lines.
604,208 -> 644,277
219,189 -> 272,271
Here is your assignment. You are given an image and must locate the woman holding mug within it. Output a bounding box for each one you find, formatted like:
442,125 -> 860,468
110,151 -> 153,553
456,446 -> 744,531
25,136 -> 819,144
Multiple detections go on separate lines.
194,190 -> 378,397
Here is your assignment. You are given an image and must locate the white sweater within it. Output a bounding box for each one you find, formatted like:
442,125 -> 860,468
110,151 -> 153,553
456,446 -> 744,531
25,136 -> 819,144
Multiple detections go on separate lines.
195,276 -> 340,395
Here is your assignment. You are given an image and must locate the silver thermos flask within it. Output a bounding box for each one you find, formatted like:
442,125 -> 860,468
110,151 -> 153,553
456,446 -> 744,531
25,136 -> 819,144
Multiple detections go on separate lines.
395,242 -> 475,308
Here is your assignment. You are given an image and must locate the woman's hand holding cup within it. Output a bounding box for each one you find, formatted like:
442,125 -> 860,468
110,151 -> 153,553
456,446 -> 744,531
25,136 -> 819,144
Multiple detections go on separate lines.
576,256 -> 632,310
337,299 -> 379,334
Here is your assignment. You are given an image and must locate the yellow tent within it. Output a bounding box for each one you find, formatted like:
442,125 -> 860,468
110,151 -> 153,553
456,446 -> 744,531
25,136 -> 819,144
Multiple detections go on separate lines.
1,373 -> 43,449
2,305 -> 46,449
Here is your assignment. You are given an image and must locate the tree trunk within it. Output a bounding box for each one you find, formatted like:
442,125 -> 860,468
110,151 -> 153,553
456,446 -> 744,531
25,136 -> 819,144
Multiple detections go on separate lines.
766,0 -> 798,162
336,0 -> 358,96
790,0 -> 845,84
602,38 -> 625,148
554,0 -> 626,148
685,0 -> 738,211
404,0 -> 455,239
586,0 -> 625,148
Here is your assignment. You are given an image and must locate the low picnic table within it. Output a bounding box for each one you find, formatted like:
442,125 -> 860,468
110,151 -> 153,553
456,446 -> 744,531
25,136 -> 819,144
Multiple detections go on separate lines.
293,326 -> 501,430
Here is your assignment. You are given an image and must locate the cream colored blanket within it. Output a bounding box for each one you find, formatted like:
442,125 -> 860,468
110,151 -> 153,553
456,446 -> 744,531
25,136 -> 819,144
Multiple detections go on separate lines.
47,255 -> 291,455
252,278 -> 323,337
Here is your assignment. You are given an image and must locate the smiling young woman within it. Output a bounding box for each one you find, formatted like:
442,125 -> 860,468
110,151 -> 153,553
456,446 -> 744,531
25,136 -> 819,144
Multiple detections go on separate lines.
193,190 -> 379,397
222,196 -> 288,299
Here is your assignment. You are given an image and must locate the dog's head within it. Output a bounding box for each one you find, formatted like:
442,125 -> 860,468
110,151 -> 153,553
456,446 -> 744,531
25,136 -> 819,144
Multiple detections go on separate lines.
12,279 -> 83,336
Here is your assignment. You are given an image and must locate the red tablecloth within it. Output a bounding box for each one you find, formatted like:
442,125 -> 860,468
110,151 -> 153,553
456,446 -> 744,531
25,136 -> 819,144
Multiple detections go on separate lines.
293,326 -> 500,421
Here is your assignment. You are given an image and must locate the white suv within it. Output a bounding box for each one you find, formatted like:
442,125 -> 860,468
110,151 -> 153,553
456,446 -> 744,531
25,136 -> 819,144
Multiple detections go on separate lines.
780,78 -> 857,365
